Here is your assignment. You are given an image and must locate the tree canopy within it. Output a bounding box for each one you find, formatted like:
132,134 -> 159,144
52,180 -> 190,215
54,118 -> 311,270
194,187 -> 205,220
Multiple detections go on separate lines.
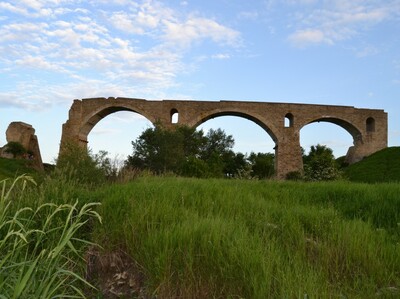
125,126 -> 343,181
303,144 -> 341,181
125,124 -> 275,179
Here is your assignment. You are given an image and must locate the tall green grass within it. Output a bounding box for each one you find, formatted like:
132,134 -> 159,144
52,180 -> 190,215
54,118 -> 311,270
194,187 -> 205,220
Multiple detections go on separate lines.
93,178 -> 400,298
0,157 -> 38,181
345,147 -> 400,183
1,163 -> 399,298
0,175 -> 102,298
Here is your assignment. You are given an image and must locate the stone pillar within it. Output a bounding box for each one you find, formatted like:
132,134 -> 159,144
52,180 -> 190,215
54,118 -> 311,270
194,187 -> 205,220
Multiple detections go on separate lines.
59,100 -> 85,153
275,128 -> 303,179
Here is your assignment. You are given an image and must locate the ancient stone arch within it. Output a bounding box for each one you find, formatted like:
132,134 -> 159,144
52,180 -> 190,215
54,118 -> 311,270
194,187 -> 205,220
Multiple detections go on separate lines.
60,97 -> 387,179
190,109 -> 279,142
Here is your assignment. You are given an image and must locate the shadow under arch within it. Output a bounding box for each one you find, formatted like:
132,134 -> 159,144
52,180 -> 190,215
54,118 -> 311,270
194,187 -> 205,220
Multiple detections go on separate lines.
79,105 -> 156,141
193,110 -> 278,143
301,117 -> 363,145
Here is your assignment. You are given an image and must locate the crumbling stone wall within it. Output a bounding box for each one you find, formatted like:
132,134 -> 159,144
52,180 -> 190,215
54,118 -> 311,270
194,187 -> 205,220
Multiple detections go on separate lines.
1,122 -> 44,170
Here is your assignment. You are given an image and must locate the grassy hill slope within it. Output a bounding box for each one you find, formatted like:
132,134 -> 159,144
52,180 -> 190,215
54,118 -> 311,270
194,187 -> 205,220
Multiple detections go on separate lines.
0,157 -> 38,180
344,147 -> 400,183
2,171 -> 400,297
91,177 -> 400,298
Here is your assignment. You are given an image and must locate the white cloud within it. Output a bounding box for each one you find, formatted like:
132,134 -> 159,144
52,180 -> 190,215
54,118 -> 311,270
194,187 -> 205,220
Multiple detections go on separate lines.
287,1 -> 397,47
0,0 -> 241,111
162,17 -> 240,48
212,53 -> 231,59
0,2 -> 29,15
15,55 -> 64,71
0,92 -> 43,110
110,12 -> 146,34
288,29 -> 331,47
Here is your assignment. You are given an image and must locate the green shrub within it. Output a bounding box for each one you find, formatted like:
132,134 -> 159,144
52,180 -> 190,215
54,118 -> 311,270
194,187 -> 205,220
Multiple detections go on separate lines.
56,143 -> 108,186
4,141 -> 26,158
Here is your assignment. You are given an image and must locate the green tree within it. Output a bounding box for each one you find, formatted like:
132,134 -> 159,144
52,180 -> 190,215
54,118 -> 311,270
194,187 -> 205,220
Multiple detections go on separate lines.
248,152 -> 275,179
126,124 -> 207,174
200,128 -> 234,161
126,125 -> 238,178
303,144 -> 341,181
222,151 -> 249,178
93,150 -> 119,180
180,156 -> 210,178
5,141 -> 26,158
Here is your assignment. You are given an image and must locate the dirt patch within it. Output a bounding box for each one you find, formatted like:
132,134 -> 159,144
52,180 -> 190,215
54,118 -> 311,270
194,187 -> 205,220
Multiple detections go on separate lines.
85,246 -> 152,298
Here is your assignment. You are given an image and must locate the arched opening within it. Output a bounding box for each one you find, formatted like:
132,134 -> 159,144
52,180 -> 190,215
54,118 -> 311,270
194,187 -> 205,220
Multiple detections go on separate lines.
85,110 -> 153,167
196,114 -> 276,178
197,116 -> 276,153
171,109 -> 179,124
366,117 -> 375,133
285,113 -> 294,128
300,118 -> 359,170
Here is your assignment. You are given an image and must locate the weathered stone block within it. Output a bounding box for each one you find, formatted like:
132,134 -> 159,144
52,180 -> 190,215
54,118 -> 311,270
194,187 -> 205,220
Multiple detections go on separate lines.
1,122 -> 44,170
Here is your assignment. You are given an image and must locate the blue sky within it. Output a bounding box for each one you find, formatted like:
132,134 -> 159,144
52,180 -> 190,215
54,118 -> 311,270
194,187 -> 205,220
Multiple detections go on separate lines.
1,0 -> 400,163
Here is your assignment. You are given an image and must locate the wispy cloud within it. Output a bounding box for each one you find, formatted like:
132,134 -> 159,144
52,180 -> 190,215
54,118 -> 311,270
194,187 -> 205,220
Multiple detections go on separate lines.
288,29 -> 331,47
286,0 -> 399,47
162,17 -> 241,48
0,0 -> 241,110
212,53 -> 231,59
0,92 -> 43,110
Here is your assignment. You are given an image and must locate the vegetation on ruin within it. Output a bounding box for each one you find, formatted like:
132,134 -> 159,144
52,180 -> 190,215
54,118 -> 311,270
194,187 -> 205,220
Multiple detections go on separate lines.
4,141 -> 27,158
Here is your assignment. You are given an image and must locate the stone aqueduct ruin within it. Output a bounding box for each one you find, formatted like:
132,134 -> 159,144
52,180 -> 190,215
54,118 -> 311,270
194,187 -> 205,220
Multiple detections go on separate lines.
60,97 -> 387,179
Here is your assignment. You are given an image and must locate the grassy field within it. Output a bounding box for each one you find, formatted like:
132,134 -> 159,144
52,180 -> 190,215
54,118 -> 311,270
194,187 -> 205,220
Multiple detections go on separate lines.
1,154 -> 400,298
90,177 -> 400,298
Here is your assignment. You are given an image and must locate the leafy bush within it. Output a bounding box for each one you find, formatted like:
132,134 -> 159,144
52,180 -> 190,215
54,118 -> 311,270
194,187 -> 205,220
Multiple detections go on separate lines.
303,144 -> 341,181
56,143 -> 114,185
4,141 -> 26,158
